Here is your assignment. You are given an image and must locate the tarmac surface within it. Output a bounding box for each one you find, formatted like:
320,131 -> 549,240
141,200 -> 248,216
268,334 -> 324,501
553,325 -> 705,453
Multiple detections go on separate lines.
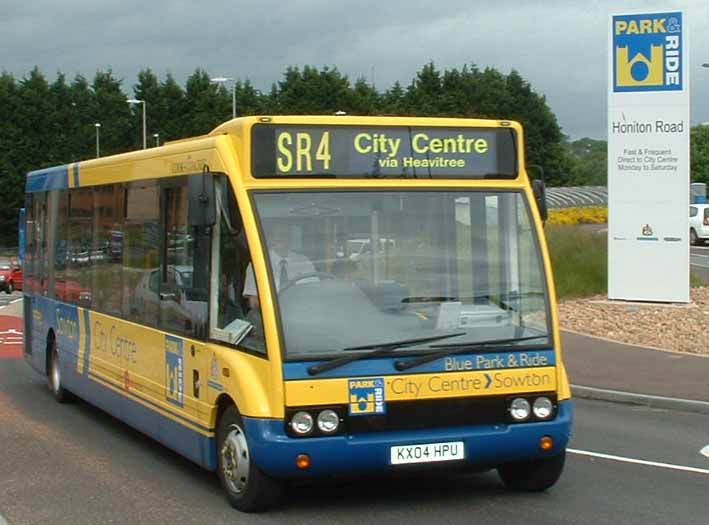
563,330 -> 709,414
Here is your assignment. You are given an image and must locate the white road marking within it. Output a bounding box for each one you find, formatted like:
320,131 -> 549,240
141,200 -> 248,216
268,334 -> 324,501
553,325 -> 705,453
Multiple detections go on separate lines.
701,445 -> 709,459
569,448 -> 709,475
0,296 -> 22,312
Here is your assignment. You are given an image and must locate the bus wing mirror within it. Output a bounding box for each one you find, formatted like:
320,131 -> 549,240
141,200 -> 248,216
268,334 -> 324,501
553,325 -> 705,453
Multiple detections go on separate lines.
528,165 -> 548,223
188,168 -> 217,227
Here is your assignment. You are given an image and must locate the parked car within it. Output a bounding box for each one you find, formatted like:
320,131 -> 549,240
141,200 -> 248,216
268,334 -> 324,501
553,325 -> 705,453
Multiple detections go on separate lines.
133,265 -> 205,332
338,238 -> 397,261
0,259 -> 23,294
689,204 -> 709,245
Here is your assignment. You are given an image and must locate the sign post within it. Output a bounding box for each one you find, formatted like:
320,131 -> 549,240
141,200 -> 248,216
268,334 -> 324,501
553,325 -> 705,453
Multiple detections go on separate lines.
608,10 -> 690,302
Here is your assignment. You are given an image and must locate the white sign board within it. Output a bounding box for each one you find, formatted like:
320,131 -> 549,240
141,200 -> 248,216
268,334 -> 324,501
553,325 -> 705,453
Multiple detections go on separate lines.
608,10 -> 689,302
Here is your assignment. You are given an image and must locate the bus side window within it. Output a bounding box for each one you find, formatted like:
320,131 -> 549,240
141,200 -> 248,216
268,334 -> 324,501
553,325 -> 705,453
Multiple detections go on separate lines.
124,182 -> 160,328
212,180 -> 265,354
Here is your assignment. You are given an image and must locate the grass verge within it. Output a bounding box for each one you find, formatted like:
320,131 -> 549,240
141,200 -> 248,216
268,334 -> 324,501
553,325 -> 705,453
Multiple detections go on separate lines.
545,225 -> 607,299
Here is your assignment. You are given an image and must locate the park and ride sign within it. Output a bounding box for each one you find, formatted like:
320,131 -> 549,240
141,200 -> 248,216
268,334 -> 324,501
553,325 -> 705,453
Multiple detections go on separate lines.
608,10 -> 689,302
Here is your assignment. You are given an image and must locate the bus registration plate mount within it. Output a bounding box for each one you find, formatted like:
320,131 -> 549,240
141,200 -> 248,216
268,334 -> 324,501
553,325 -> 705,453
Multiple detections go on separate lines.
390,441 -> 465,465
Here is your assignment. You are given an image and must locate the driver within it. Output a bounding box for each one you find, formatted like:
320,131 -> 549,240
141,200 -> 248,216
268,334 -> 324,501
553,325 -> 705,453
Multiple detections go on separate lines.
242,222 -> 315,309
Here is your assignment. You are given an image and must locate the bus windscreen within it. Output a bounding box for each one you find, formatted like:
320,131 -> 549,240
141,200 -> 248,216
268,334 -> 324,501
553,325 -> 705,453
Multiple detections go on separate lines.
251,124 -> 518,179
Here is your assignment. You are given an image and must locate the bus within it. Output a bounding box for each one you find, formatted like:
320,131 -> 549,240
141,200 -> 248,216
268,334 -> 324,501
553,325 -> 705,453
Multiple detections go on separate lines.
23,115 -> 573,512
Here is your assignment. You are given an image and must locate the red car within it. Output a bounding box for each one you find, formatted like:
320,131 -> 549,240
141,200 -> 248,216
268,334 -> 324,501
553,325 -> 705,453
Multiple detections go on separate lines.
0,259 -> 23,294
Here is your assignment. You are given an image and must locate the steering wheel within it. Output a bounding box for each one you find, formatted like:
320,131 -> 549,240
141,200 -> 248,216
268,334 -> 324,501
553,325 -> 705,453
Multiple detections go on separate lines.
278,272 -> 337,294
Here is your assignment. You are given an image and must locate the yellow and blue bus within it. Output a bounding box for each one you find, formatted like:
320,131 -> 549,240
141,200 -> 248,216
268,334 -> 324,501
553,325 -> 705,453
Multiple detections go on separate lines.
23,115 -> 572,511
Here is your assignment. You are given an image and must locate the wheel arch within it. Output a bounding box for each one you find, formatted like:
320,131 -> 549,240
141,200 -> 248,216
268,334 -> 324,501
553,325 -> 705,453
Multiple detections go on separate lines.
214,393 -> 237,428
45,328 -> 56,376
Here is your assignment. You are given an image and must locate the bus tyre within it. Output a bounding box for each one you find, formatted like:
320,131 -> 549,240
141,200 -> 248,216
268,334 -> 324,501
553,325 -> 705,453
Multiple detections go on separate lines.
497,450 -> 566,492
48,344 -> 70,403
217,405 -> 281,512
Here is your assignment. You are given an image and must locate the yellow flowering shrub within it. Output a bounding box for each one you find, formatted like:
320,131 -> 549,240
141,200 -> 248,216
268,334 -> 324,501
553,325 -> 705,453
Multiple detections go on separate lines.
547,207 -> 608,225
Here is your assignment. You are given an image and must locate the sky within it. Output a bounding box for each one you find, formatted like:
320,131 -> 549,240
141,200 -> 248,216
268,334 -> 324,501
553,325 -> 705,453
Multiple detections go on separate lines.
3,0 -> 709,140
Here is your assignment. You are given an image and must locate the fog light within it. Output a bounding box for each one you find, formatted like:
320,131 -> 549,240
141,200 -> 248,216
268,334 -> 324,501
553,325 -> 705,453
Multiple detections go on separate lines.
317,409 -> 340,434
540,436 -> 554,451
533,397 -> 554,419
510,398 -> 531,421
296,454 -> 311,469
290,411 -> 314,435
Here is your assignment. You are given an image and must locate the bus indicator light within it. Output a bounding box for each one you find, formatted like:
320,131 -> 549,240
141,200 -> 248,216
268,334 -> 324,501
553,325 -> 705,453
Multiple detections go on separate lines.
296,454 -> 311,469
540,436 -> 554,451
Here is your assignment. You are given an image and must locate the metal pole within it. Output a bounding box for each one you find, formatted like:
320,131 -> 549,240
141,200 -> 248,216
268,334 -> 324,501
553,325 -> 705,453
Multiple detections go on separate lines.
232,82 -> 236,119
141,101 -> 147,149
95,123 -> 101,158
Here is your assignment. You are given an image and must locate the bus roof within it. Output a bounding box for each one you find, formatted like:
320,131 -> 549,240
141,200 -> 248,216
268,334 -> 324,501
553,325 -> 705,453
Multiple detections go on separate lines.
26,115 -> 525,193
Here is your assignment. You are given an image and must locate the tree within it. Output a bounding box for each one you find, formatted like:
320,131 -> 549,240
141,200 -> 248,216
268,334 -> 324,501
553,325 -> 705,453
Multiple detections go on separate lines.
691,125 -> 709,185
68,75 -> 96,161
381,81 -> 406,115
0,72 -> 23,246
350,77 -> 380,115
133,69 -> 162,147
92,70 -> 133,155
276,66 -> 353,114
184,69 -> 227,136
159,73 -> 187,141
565,138 -> 608,186
233,79 -> 263,117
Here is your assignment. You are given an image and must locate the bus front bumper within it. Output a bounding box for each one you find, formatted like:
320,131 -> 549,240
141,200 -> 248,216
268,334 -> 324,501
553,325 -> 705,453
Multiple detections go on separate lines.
243,400 -> 573,479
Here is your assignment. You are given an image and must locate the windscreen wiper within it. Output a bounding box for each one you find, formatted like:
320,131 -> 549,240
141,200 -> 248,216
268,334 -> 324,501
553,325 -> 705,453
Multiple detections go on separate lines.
307,332 -> 466,376
394,334 -> 549,372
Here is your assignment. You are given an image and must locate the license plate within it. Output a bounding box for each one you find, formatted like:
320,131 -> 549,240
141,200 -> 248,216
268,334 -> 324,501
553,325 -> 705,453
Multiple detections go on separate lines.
390,441 -> 465,465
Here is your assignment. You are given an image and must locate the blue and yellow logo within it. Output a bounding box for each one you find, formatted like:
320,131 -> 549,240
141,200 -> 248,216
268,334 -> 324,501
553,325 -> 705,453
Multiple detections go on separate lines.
165,336 -> 184,407
348,377 -> 386,415
613,12 -> 682,92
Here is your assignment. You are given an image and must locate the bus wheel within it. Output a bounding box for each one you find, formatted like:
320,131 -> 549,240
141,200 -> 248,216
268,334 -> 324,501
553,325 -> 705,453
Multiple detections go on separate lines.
497,450 -> 566,492
217,405 -> 281,512
48,342 -> 70,403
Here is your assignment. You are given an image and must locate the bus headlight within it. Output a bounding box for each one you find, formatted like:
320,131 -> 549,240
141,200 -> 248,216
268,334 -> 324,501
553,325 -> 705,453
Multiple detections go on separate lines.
533,397 -> 553,419
290,411 -> 314,435
316,409 -> 340,434
510,398 -> 531,421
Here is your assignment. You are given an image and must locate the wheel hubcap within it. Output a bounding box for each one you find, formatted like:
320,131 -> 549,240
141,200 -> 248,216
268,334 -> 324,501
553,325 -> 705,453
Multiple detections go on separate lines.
52,352 -> 61,393
221,424 -> 250,494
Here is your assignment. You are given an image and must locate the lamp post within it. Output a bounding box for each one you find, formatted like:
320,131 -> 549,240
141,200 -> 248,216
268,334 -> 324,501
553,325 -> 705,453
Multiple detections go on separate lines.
210,76 -> 236,119
126,98 -> 147,149
95,123 -> 101,158
153,133 -> 160,147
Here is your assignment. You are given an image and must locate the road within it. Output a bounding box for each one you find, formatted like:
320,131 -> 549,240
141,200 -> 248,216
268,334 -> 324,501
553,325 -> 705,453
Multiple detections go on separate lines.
0,290 -> 21,310
0,321 -> 707,523
690,244 -> 709,282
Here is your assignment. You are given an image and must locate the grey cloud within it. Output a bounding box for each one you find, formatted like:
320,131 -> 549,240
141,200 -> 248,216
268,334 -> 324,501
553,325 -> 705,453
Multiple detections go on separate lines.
2,0 -> 708,139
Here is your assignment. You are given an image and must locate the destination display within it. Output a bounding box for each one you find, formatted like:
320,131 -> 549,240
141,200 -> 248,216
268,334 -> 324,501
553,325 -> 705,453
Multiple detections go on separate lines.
251,124 -> 517,178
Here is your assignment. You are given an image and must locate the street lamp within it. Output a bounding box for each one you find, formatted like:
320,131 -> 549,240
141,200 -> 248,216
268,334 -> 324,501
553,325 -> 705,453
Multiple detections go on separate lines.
95,123 -> 101,158
153,133 -> 160,147
210,76 -> 236,119
126,98 -> 147,149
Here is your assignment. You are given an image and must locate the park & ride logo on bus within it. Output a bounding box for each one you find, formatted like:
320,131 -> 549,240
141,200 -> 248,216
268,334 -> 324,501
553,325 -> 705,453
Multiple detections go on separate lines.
613,12 -> 682,92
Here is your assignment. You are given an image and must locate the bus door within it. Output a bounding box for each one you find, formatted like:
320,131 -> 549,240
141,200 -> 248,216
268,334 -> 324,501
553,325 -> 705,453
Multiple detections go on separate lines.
150,179 -> 210,429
